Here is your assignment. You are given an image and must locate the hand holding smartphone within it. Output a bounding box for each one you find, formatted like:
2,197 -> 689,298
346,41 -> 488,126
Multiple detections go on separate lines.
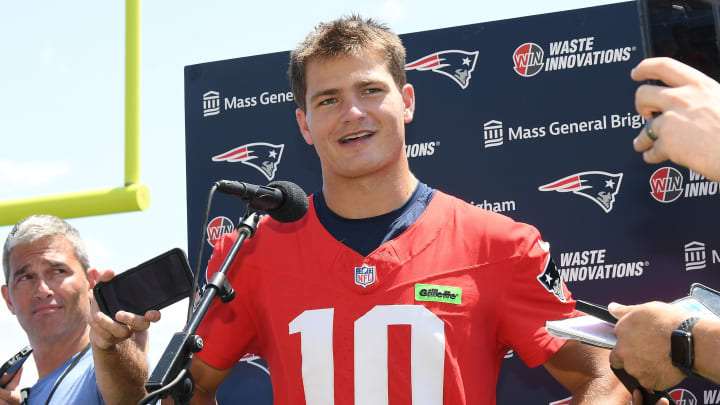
637,0 -> 720,82
0,346 -> 32,389
93,248 -> 194,319
690,283 -> 720,316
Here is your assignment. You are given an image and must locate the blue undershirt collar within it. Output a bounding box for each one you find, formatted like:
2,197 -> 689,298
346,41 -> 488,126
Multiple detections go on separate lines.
314,182 -> 435,257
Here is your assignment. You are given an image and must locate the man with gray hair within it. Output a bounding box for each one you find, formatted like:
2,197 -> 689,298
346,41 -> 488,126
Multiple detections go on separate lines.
0,215 -> 161,405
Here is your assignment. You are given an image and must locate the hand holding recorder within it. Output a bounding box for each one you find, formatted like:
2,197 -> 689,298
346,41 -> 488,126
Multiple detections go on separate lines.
609,299 -> 720,390
609,301 -> 689,390
0,373 -> 23,405
0,346 -> 30,405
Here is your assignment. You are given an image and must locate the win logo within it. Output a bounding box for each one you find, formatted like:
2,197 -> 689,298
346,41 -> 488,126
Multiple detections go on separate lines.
206,216 -> 234,248
649,167 -> 684,203
203,91 -> 220,117
513,43 -> 545,77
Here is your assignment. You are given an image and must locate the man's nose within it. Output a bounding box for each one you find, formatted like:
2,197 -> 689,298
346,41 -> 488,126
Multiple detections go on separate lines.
341,96 -> 368,122
34,278 -> 54,298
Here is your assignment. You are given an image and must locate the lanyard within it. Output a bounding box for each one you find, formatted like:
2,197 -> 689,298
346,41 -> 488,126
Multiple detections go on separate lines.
40,344 -> 91,405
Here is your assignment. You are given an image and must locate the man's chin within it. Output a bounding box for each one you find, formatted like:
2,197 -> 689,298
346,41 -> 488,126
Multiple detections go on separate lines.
25,316 -> 76,341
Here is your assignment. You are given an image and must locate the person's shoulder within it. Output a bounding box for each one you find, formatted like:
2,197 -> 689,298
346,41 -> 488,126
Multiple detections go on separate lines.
212,195 -> 316,256
432,190 -> 541,258
433,190 -> 533,230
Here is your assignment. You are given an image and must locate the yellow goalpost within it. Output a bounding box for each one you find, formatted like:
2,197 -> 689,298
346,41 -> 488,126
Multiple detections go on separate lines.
0,0 -> 150,226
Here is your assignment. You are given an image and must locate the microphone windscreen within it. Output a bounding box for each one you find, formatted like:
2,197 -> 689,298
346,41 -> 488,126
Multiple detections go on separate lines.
266,181 -> 309,223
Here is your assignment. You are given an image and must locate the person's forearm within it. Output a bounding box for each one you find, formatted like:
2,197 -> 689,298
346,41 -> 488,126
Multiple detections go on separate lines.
692,320 -> 720,384
569,374 -> 630,405
545,341 -> 631,404
189,387 -> 219,405
161,390 -> 218,405
93,339 -> 148,405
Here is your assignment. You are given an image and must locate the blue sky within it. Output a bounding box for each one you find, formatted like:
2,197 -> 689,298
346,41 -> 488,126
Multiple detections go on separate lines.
0,0 -> 625,387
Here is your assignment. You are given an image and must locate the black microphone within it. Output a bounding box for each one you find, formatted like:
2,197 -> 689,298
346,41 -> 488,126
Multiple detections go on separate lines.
215,180 -> 308,223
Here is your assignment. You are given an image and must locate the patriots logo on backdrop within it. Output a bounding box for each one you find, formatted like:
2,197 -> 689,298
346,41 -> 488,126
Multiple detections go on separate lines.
212,142 -> 284,181
537,258 -> 566,302
405,50 -> 479,89
354,264 -> 376,288
538,171 -> 623,213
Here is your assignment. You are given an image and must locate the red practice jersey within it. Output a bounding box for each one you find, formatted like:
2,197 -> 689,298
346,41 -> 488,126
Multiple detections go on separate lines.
196,191 -> 576,404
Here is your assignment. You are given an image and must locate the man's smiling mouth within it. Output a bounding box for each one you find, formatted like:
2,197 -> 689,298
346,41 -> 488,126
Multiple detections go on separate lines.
340,131 -> 374,144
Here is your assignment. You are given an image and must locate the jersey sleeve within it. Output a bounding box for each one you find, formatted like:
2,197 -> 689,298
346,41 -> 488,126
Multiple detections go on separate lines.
495,225 -> 578,368
195,232 -> 259,370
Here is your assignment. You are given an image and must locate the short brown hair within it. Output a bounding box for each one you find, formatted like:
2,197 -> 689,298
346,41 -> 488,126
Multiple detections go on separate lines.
288,15 -> 407,111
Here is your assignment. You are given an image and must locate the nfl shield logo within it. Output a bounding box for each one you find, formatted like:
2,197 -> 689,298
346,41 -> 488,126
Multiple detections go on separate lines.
354,264 -> 376,288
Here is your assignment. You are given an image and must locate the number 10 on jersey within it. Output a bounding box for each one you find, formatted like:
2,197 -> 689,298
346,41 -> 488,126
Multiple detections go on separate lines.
289,304 -> 446,405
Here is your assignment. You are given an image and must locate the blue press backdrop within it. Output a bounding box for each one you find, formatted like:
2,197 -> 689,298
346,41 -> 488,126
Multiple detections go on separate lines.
184,2 -> 720,403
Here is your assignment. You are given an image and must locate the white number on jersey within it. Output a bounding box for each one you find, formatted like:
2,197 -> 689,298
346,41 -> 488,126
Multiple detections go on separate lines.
289,305 -> 445,405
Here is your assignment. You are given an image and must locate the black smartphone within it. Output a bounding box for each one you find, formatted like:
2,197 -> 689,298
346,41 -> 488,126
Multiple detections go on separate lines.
93,248 -> 194,318
0,346 -> 32,388
575,300 -> 617,324
637,0 -> 720,82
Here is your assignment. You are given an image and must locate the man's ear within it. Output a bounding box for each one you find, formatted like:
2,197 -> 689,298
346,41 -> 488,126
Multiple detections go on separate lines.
1,285 -> 16,315
86,268 -> 99,289
401,84 -> 416,124
296,108 -> 314,145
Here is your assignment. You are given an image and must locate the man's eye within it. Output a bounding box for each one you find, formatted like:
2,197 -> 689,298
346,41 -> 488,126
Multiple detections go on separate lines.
53,268 -> 66,274
318,97 -> 337,106
363,88 -> 382,94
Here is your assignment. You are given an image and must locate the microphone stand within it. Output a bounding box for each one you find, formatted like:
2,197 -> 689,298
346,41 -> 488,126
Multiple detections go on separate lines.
138,210 -> 261,405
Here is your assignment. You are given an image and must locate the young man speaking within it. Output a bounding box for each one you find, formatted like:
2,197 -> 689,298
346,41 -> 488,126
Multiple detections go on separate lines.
187,16 -> 630,404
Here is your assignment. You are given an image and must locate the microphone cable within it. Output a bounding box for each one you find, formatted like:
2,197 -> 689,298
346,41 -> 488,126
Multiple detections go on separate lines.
187,183 -> 224,322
